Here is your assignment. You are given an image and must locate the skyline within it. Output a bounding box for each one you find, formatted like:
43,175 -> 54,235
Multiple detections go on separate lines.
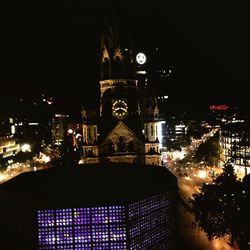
1,3 -> 249,117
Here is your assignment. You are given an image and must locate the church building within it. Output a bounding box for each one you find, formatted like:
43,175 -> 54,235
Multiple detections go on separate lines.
81,17 -> 162,166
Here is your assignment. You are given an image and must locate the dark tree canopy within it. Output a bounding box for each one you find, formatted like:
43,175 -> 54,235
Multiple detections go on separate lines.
240,175 -> 250,249
53,132 -> 80,167
194,131 -> 221,165
192,164 -> 244,246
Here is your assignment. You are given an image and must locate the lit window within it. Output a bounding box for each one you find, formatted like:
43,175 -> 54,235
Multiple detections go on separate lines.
37,206 -> 126,248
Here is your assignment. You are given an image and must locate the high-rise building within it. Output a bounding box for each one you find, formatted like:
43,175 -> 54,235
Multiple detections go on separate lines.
51,114 -> 69,145
220,122 -> 250,176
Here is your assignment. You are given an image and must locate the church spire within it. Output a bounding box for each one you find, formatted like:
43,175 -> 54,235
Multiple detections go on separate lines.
100,12 -> 135,80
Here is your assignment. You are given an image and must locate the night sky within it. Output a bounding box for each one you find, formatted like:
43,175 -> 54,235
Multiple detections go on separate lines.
1,2 -> 249,117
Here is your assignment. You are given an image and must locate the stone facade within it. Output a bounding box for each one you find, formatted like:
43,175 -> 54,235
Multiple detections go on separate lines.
82,20 -> 162,166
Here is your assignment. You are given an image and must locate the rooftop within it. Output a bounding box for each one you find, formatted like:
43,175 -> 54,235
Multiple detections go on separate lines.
0,163 -> 177,207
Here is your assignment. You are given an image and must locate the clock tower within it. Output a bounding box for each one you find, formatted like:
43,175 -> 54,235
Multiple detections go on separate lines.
81,16 -> 161,165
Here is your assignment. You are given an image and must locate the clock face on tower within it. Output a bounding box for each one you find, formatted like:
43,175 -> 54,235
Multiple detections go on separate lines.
112,100 -> 128,119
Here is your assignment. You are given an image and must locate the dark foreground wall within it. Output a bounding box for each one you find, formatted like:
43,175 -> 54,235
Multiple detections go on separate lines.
0,163 -> 178,249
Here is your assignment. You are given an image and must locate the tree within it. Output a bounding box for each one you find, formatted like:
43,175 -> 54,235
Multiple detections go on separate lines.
187,123 -> 209,140
192,164 -> 242,246
194,131 -> 222,165
239,174 -> 250,249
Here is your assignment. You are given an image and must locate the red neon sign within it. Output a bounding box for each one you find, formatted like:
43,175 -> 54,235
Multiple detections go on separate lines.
209,105 -> 229,111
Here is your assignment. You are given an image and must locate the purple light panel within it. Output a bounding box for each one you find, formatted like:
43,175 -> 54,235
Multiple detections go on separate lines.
37,206 -> 126,249
128,191 -> 177,249
37,193 -> 177,249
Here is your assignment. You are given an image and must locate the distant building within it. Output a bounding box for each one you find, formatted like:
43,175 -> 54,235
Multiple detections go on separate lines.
51,114 -> 69,144
208,104 -> 246,126
220,122 -> 250,175
160,118 -> 188,149
9,94 -> 54,143
67,122 -> 83,148
0,117 -> 15,136
0,164 -> 178,249
174,124 -> 187,140
0,135 -> 20,165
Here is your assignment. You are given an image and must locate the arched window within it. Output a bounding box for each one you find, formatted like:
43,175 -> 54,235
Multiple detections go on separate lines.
117,136 -> 126,152
108,141 -> 114,154
87,149 -> 93,156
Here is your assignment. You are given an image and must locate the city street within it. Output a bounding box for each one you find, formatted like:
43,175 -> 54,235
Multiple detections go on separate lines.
175,169 -> 238,249
178,201 -> 238,250
162,129 -> 240,249
0,129 -> 240,250
0,160 -> 50,184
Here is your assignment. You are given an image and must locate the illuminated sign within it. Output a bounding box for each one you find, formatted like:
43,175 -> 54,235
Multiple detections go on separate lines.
136,53 -> 146,65
209,105 -> 229,111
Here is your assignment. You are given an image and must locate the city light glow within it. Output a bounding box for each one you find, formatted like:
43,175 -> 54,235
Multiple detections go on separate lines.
198,170 -> 207,179
68,129 -> 73,134
20,143 -> 31,152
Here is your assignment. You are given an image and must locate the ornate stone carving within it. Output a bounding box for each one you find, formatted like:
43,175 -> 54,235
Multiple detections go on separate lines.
102,45 -> 110,62
100,121 -> 144,155
113,47 -> 123,60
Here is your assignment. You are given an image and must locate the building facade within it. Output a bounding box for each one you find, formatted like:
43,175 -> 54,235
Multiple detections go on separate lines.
220,122 -> 250,175
81,20 -> 162,166
51,114 -> 69,145
0,164 -> 178,249
0,135 -> 20,165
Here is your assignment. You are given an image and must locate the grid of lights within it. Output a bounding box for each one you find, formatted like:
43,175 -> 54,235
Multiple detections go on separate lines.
37,191 -> 177,249
37,206 -> 126,249
129,191 -> 177,249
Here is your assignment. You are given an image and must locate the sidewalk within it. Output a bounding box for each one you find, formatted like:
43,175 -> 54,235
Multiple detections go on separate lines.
178,201 -> 239,250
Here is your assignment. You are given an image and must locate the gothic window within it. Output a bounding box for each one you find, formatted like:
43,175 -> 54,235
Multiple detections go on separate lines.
149,147 -> 156,154
87,149 -> 93,157
94,127 -> 97,140
151,125 -> 153,136
88,127 -> 91,142
108,141 -> 114,154
117,136 -> 126,152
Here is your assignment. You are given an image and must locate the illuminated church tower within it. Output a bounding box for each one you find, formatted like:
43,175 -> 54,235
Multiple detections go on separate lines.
82,16 -> 161,165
